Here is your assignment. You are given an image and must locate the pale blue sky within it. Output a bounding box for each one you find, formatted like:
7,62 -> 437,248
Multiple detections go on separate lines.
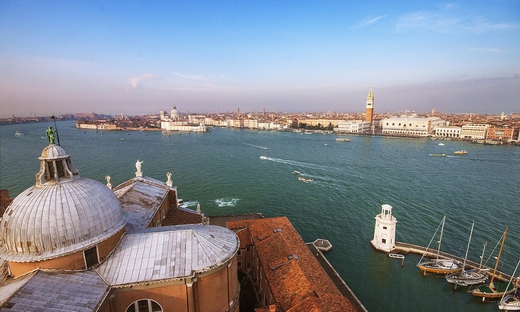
1,1 -> 519,117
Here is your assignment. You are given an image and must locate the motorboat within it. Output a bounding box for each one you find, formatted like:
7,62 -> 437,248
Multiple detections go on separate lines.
298,177 -> 313,183
335,138 -> 351,142
454,150 -> 468,155
438,143 -> 445,146
260,156 -> 268,160
293,171 -> 301,175
430,153 -> 446,157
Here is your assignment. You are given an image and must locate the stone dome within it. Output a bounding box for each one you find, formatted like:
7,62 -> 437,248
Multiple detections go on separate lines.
170,105 -> 180,120
0,144 -> 126,262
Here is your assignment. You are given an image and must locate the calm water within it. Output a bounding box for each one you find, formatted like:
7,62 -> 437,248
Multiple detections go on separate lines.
1,121 -> 519,312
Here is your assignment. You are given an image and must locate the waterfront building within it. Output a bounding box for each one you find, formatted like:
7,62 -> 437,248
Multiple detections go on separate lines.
365,87 -> 374,129
227,217 -> 366,312
0,142 -> 239,311
434,125 -> 461,138
460,124 -> 489,139
336,120 -> 371,134
160,105 -> 208,132
381,115 -> 445,136
487,126 -> 518,142
370,204 -> 397,253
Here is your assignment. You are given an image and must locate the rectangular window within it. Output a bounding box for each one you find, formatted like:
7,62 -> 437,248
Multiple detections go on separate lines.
246,246 -> 251,252
238,261 -> 242,267
383,226 -> 387,230
237,250 -> 242,256
382,238 -> 387,244
84,246 -> 99,269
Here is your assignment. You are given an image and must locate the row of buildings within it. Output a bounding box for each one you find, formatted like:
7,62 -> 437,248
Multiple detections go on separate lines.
0,136 -> 366,311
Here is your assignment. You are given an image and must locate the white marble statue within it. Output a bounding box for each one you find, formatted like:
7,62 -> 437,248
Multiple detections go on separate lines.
166,172 -> 172,187
135,160 -> 143,177
105,175 -> 112,189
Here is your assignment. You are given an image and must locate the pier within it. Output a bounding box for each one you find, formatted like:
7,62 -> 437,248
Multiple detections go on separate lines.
390,242 -> 514,282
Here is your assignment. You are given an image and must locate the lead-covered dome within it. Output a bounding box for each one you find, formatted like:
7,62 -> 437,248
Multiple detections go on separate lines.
0,144 -> 126,262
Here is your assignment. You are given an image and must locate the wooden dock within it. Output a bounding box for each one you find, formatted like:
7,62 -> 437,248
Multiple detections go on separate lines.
389,242 -> 514,282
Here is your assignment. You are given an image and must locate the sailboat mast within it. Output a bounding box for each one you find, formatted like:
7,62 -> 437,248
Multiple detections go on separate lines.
436,216 -> 446,260
490,227 -> 508,285
462,223 -> 474,270
478,242 -> 487,270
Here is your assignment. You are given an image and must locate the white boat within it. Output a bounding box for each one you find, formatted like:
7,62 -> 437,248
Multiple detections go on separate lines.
293,170 -> 301,175
15,131 -> 23,136
498,260 -> 520,311
298,176 -> 313,183
260,156 -> 268,160
389,253 -> 405,259
438,143 -> 445,146
335,138 -> 351,142
446,223 -> 488,287
454,150 -> 468,155
417,216 -> 460,275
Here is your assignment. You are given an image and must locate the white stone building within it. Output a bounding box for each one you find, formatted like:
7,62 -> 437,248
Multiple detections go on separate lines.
460,124 -> 489,139
336,121 -> 371,134
381,115 -> 445,136
434,125 -> 462,138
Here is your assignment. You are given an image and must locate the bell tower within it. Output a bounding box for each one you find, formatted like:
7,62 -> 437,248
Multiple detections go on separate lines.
371,204 -> 397,252
365,86 -> 374,127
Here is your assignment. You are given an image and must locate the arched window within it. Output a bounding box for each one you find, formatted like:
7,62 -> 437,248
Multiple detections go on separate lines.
126,299 -> 162,312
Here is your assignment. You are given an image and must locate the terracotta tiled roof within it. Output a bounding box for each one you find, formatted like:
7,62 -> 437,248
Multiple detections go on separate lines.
227,220 -> 253,247
245,217 -> 358,312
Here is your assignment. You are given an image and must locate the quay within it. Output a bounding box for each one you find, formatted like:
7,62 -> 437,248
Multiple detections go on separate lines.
390,242 -> 514,282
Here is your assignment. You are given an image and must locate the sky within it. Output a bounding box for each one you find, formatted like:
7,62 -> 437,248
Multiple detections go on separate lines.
0,1 -> 519,117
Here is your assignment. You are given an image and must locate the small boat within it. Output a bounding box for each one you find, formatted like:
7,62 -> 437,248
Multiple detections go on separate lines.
471,227 -> 514,302
454,150 -> 468,155
324,143 -> 328,146
446,223 -> 488,287
260,156 -> 268,160
298,177 -> 313,183
438,143 -> 445,146
389,253 -> 405,259
417,216 -> 460,275
15,131 -> 23,136
430,153 -> 446,157
498,260 -> 520,311
335,138 -> 351,142
119,138 -> 125,141
293,171 -> 301,175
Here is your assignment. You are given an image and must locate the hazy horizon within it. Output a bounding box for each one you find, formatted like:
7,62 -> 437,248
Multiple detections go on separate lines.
1,1 -> 519,117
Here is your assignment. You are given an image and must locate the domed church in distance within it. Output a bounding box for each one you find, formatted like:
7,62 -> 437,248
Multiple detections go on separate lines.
0,139 -> 239,311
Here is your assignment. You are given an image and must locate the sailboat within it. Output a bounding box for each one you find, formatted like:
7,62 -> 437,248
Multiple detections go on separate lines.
498,259 -> 520,311
446,223 -> 488,288
470,227 -> 515,302
417,216 -> 460,275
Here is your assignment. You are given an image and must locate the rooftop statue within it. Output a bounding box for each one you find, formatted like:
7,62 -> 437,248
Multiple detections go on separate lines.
46,126 -> 56,144
135,160 -> 143,177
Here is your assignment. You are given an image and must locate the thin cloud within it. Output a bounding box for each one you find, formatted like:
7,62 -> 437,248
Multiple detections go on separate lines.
174,73 -> 234,82
469,48 -> 501,54
129,73 -> 159,88
357,15 -> 386,28
396,10 -> 519,33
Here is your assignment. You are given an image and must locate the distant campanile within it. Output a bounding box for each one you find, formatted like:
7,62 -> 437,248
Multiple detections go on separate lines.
365,86 -> 374,125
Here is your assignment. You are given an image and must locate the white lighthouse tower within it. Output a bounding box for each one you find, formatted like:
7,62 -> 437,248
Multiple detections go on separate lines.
371,204 -> 397,252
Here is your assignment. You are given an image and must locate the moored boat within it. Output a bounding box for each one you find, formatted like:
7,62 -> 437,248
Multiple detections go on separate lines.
417,216 -> 460,275
335,138 -> 351,142
470,227 -> 513,302
446,223 -> 488,288
498,260 -> 520,311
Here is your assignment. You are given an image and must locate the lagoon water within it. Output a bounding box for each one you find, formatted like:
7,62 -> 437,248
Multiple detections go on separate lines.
1,121 -> 519,312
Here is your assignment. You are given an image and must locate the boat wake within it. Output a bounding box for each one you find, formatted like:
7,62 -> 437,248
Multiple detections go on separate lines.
243,143 -> 268,150
214,198 -> 239,207
182,200 -> 199,208
260,156 -> 337,172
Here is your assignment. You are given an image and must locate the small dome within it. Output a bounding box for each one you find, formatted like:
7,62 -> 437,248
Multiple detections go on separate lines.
39,144 -> 69,160
0,178 -> 126,262
170,105 -> 179,120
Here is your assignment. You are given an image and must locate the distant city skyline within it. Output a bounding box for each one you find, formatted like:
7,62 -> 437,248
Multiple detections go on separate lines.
1,1 -> 519,118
